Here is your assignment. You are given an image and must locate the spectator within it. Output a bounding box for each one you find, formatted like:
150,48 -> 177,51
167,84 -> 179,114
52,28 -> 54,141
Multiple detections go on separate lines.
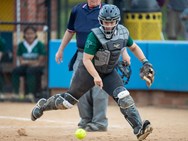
0,36 -> 6,97
166,0 -> 188,40
129,0 -> 161,12
180,8 -> 188,40
156,0 -> 166,7
12,26 -> 46,101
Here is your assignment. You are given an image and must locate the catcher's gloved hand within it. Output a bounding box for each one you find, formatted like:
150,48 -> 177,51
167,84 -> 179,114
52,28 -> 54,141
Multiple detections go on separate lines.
116,61 -> 132,85
140,61 -> 155,87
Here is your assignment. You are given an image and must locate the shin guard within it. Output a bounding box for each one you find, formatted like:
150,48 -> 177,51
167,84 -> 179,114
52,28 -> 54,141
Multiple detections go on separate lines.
31,93 -> 78,121
113,87 -> 142,135
120,105 -> 142,135
42,93 -> 78,111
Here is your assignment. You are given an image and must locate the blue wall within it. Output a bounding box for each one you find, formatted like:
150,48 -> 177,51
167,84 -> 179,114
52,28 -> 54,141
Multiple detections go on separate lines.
48,40 -> 188,92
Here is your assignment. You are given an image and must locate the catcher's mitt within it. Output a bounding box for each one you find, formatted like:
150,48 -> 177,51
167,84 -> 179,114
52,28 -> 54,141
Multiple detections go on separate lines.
140,63 -> 155,87
116,61 -> 132,85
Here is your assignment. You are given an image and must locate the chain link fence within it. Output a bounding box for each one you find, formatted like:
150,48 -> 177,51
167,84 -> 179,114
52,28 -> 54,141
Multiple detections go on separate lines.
0,0 -> 53,94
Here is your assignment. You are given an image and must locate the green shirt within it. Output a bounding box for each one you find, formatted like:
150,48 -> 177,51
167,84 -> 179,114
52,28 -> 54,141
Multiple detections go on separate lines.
17,41 -> 46,59
84,32 -> 134,55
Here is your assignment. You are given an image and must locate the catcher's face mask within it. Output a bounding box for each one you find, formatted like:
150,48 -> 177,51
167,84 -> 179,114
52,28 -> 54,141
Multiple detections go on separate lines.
98,4 -> 120,39
100,20 -> 117,37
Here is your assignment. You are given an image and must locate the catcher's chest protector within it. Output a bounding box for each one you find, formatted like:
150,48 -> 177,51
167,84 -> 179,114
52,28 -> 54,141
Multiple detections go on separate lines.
92,25 -> 129,74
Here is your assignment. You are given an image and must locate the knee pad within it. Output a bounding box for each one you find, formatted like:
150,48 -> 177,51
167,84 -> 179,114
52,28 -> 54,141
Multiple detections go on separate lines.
113,86 -> 134,109
118,92 -> 134,109
55,93 -> 78,109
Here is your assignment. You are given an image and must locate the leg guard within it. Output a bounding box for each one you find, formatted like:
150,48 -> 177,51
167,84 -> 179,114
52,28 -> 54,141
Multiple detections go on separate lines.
113,86 -> 142,135
43,93 -> 78,111
31,93 -> 78,121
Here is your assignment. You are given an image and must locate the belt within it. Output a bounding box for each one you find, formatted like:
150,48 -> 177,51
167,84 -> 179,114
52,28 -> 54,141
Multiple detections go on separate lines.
77,48 -> 84,52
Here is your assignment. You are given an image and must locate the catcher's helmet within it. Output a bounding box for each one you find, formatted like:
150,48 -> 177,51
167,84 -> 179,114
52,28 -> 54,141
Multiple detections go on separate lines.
98,4 -> 121,39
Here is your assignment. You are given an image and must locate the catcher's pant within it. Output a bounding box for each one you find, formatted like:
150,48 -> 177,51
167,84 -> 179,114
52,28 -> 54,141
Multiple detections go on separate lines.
68,61 -> 143,134
40,59 -> 143,134
71,52 -> 108,129
69,58 -> 126,99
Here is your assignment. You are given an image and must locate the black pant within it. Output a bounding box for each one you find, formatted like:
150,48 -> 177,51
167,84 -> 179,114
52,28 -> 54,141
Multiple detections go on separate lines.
68,61 -> 124,102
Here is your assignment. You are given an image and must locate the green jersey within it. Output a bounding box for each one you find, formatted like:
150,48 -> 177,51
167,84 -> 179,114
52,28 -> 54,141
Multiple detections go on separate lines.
84,32 -> 134,55
17,40 -> 46,60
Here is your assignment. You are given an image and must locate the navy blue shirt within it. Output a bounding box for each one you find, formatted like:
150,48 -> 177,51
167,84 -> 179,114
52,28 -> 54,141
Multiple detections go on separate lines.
67,3 -> 104,49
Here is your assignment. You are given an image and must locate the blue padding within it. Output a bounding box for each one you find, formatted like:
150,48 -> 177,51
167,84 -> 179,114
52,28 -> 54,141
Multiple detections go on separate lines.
48,40 -> 76,88
148,41 -> 188,92
48,40 -> 188,92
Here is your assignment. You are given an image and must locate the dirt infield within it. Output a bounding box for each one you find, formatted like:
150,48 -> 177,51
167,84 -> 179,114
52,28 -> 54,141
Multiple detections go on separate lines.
0,102 -> 188,141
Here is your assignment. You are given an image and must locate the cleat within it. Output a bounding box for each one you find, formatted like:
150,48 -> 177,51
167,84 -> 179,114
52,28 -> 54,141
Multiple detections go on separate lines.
84,123 -> 107,132
137,120 -> 153,141
31,98 -> 47,121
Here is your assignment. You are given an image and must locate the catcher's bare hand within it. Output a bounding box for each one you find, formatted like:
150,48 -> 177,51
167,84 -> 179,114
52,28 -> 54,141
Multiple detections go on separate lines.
94,76 -> 103,89
140,63 -> 155,87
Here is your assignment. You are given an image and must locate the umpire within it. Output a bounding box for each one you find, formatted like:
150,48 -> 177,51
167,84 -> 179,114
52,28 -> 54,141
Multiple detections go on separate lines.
55,0 -> 108,131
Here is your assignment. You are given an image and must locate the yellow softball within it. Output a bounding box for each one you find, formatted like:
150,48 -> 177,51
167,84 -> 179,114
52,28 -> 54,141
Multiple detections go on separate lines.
75,128 -> 87,140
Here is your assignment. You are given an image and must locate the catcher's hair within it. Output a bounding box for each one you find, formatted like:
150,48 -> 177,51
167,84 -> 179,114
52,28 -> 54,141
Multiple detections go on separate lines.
23,25 -> 38,39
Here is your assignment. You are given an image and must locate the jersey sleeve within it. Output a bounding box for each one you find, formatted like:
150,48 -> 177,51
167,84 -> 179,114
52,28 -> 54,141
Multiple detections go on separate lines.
67,6 -> 77,31
127,36 -> 134,47
84,32 -> 101,55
